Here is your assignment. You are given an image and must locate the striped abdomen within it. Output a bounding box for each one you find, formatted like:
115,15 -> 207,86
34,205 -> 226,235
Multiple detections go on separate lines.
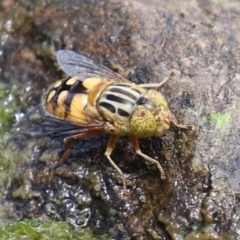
45,76 -> 112,125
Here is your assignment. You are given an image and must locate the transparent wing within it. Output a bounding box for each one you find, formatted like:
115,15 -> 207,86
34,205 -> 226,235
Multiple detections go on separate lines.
56,50 -> 130,83
15,105 -> 104,140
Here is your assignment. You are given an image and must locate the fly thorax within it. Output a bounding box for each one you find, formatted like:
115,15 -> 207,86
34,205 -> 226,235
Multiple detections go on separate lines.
85,81 -> 111,121
104,121 -> 129,136
97,83 -> 145,124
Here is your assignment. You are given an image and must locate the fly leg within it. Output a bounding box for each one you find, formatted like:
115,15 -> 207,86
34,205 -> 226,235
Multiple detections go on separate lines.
138,70 -> 177,89
57,128 -> 104,166
168,111 -> 195,131
105,135 -> 127,190
58,138 -> 75,165
130,136 -> 166,180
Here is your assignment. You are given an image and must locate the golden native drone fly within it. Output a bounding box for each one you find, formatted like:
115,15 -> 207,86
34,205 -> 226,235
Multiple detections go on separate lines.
44,50 -> 193,189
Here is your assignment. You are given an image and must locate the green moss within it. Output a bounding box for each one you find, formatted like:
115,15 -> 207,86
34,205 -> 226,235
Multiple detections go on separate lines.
0,83 -> 20,135
175,56 -> 182,68
212,0 -> 240,9
0,220 -> 110,240
0,81 -> 24,187
209,112 -> 232,130
0,81 -> 110,240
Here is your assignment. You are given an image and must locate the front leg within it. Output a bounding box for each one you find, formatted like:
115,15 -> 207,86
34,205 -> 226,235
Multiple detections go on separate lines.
104,135 -> 127,190
130,136 -> 166,180
138,70 -> 177,89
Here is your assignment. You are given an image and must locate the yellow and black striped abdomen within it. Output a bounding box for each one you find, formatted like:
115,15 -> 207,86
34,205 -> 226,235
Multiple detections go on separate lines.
45,77 -> 111,125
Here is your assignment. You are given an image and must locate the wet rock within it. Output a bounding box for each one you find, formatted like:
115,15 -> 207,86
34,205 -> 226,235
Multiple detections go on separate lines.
1,0 -> 240,239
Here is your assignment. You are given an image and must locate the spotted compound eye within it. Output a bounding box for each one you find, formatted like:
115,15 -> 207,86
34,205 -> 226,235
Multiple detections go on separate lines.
129,105 -> 157,138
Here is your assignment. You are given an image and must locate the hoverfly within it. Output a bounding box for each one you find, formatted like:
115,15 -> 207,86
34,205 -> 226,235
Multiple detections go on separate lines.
45,50 -> 193,190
